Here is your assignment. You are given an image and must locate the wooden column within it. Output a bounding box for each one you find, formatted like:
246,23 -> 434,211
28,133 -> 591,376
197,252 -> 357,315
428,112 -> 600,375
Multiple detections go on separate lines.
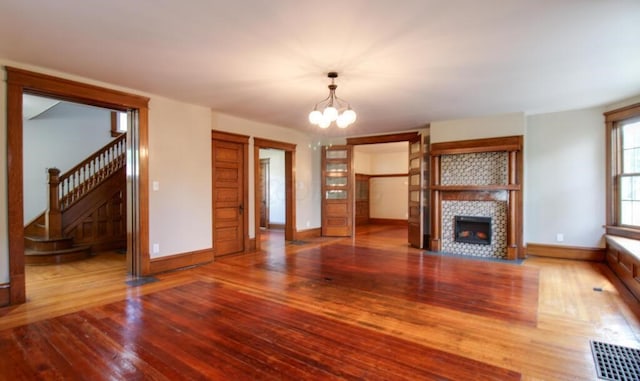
507,151 -> 518,260
46,168 -> 63,239
429,155 -> 441,252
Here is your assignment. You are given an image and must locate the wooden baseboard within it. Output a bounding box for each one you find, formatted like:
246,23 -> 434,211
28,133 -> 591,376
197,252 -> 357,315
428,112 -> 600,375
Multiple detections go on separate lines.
526,243 -> 605,261
369,218 -> 408,226
295,228 -> 321,241
0,283 -> 10,307
267,223 -> 285,230
149,248 -> 214,274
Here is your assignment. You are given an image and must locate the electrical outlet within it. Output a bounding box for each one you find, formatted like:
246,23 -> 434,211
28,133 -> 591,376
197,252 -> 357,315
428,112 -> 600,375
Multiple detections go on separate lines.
153,243 -> 160,254
556,233 -> 564,242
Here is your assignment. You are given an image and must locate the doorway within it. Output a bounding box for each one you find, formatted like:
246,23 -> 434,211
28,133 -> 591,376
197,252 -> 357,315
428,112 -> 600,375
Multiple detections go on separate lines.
6,67 -> 150,305
21,94 -> 129,293
253,138 -> 296,250
346,132 -> 424,248
259,158 -> 270,229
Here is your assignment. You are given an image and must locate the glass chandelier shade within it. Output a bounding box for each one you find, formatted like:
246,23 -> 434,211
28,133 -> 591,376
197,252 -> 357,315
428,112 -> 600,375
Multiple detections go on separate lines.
308,72 -> 356,129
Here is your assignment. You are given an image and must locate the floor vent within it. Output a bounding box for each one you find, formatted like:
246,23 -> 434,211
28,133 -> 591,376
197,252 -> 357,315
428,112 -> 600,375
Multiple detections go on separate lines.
591,340 -> 640,380
288,240 -> 309,246
126,276 -> 159,287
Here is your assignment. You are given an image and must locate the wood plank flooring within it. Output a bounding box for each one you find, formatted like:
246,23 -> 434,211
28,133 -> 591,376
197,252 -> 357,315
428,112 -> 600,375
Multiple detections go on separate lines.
1,225 -> 640,380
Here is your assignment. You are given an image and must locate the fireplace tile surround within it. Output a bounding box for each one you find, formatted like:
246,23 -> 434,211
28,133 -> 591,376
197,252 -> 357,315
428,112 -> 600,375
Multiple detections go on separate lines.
443,200 -> 507,258
429,136 -> 523,260
441,152 -> 508,186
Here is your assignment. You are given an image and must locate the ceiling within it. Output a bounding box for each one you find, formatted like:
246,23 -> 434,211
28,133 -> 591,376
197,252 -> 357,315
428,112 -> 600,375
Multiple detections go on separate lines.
1,1 -> 639,138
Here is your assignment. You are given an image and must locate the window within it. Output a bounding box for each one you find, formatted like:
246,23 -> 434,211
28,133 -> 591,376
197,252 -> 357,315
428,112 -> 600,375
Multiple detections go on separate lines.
620,120 -> 640,225
606,103 -> 640,239
110,111 -> 128,137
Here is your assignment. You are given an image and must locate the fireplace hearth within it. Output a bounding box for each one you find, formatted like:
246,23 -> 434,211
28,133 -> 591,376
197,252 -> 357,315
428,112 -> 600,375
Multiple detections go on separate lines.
454,216 -> 491,245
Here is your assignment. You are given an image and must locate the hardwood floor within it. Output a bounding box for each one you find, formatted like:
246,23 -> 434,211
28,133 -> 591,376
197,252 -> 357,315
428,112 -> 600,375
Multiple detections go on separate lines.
1,225 -> 639,380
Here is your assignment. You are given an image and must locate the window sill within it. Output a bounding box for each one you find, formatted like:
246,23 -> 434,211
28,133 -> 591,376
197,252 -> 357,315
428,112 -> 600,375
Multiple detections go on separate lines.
605,225 -> 640,241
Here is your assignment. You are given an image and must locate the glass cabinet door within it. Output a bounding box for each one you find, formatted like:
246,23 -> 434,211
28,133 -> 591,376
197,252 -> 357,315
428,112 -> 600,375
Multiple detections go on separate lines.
321,145 -> 353,236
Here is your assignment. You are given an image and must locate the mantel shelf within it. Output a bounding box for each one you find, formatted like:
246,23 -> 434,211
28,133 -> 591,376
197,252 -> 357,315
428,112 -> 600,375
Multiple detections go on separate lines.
431,185 -> 521,191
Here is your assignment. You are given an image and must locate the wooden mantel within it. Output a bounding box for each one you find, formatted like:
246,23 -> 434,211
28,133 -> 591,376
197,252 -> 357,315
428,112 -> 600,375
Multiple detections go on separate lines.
429,136 -> 524,260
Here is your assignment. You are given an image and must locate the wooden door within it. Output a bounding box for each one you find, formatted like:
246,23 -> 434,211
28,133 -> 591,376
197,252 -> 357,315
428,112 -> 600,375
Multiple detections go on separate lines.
322,145 -> 353,236
212,134 -> 248,256
259,158 -> 270,228
408,137 -> 423,248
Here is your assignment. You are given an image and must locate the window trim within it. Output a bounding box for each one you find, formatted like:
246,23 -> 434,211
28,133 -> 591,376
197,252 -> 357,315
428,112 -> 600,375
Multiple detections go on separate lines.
605,102 -> 640,239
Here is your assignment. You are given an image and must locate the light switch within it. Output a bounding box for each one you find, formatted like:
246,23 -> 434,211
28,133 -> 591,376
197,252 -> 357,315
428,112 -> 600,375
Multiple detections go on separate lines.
153,181 -> 159,191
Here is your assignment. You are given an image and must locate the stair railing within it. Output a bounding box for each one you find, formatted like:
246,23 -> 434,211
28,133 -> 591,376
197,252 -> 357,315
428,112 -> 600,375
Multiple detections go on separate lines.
45,135 -> 126,238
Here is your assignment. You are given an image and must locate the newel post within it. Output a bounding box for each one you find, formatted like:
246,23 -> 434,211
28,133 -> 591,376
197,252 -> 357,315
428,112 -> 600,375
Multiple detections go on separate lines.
46,168 -> 63,239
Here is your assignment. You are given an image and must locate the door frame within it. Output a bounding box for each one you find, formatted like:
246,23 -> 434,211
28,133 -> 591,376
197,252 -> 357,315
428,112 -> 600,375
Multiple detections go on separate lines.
253,138 -> 295,249
259,158 -> 270,229
211,130 -> 250,255
346,131 -> 422,239
5,67 -> 150,305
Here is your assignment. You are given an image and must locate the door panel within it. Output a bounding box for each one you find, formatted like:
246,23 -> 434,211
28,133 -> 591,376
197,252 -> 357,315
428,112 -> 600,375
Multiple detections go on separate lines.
212,139 -> 245,256
322,145 -> 353,237
408,137 -> 422,248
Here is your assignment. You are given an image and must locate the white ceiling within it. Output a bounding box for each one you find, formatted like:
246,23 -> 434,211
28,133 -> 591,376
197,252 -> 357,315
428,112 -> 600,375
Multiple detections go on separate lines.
1,1 -> 639,137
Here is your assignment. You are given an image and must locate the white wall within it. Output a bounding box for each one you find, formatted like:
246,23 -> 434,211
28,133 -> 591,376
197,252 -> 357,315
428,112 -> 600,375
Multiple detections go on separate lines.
353,148 -> 408,220
525,108 -> 606,247
353,150 -> 371,173
370,151 -> 408,219
430,110 -> 607,247
431,112 -> 526,143
212,113 -> 321,234
259,149 -> 285,224
23,102 -> 113,223
148,96 -> 213,258
370,177 -> 408,219
370,151 -> 408,174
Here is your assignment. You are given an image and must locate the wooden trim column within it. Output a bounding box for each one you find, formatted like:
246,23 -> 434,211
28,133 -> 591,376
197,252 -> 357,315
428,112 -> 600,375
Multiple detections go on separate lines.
7,77 -> 26,304
429,155 -> 441,252
507,151 -> 518,260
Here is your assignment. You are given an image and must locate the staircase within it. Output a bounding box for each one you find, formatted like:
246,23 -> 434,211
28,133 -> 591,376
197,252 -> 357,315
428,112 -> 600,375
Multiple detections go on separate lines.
24,135 -> 127,265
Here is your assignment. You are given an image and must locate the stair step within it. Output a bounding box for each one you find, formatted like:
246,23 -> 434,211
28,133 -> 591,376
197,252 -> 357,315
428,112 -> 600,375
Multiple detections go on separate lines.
25,245 -> 92,265
24,235 -> 74,251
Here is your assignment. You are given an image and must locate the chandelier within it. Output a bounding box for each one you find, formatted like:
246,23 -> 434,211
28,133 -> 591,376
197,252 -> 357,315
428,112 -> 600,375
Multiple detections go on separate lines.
308,72 -> 356,129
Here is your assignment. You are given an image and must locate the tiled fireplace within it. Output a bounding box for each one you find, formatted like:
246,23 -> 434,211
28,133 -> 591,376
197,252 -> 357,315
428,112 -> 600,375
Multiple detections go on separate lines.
442,200 -> 507,258
429,136 -> 523,260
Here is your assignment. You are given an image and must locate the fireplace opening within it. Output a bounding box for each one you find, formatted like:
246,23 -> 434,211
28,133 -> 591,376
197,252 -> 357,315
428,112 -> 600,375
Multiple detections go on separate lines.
454,216 -> 491,245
